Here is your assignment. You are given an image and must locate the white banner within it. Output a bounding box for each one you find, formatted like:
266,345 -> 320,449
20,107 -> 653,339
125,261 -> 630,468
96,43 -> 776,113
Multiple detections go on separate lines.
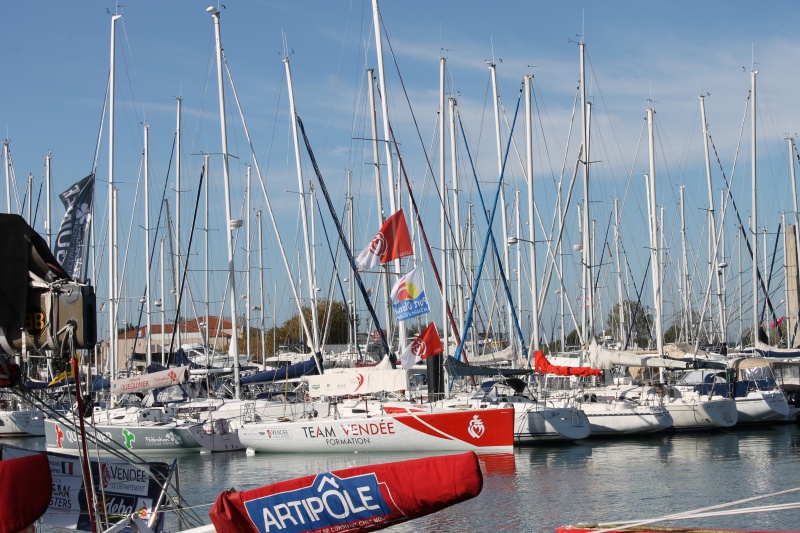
110,366 -> 190,395
306,368 -> 408,398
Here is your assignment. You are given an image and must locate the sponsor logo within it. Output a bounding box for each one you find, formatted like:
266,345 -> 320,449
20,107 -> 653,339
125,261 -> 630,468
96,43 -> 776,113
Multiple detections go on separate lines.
266,428 -> 292,440
243,472 -> 396,533
122,429 -> 136,449
467,415 -> 485,439
354,374 -> 365,392
56,424 -> 64,448
368,232 -> 387,257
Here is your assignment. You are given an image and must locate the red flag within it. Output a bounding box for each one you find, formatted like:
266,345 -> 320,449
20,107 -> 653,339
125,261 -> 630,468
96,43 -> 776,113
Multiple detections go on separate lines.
356,209 -> 414,270
401,322 -> 444,369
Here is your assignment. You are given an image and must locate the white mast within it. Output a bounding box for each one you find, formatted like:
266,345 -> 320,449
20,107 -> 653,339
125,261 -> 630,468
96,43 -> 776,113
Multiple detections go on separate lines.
680,187 -> 690,342
45,153 -> 52,248
3,140 -> 10,213
246,165 -> 252,361
580,41 -> 593,341
160,238 -> 165,365
26,174 -> 32,223
700,95 -> 725,342
258,209 -> 266,366
108,14 -> 121,392
204,153 -> 210,363
489,62 -> 512,348
751,69 -> 759,345
174,95 -> 182,348
449,97 -> 465,333
647,107 -> 663,355
372,0 -> 406,354
614,197 -> 625,345
144,124 -> 152,367
524,74 -> 540,351
439,57 -> 449,355
367,68 -> 393,340
284,55 -> 322,361
210,6 -> 241,398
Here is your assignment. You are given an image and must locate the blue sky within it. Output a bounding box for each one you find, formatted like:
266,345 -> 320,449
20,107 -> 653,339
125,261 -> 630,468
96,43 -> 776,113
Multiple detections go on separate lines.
3,1 -> 800,350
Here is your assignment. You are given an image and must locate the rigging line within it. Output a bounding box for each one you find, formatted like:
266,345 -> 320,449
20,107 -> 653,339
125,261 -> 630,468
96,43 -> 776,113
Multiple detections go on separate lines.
314,194 -> 359,354
128,133 -> 177,360
707,105 -> 779,327
623,253 -> 652,350
297,115 -> 391,360
375,18 -> 464,272
454,86 -> 529,364
760,222 -> 782,325
222,58 -> 317,355
388,114 -> 464,350
592,209 -> 614,297
167,165 -> 204,357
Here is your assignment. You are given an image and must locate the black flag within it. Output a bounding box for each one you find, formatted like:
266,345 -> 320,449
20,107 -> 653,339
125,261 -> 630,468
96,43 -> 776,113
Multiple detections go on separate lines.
54,174 -> 94,280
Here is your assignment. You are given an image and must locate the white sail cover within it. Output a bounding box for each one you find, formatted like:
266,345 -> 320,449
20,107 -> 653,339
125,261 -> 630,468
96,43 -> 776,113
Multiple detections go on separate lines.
110,366 -> 190,394
306,365 -> 408,398
587,339 -> 688,369
466,344 -> 517,366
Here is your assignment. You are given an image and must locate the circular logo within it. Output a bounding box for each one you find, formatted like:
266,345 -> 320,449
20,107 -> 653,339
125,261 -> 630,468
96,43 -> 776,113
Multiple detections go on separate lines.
368,232 -> 388,256
411,340 -> 426,359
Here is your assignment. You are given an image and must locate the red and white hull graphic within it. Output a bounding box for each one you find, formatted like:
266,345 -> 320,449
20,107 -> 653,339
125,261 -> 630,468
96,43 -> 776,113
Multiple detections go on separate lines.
238,408 -> 514,453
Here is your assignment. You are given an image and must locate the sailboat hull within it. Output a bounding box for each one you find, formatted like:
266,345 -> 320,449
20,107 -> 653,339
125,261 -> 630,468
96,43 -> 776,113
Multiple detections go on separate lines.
44,418 -> 205,455
0,408 -> 46,436
238,407 -> 514,453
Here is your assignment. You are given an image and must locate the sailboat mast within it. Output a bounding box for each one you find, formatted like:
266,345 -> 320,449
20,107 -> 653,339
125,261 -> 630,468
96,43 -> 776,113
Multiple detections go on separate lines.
680,187 -> 690,342
144,123 -> 152,367
367,68 -> 393,341
700,95 -> 725,342
45,153 -> 52,248
372,0 -> 406,354
647,107 -> 664,354
580,41 -> 593,341
210,7 -> 241,398
524,74 -> 540,351
174,96 -> 182,348
614,197 -> 625,346
751,69 -> 758,344
449,97 -> 465,333
246,165 -> 252,361
204,153 -> 210,362
258,209 -> 265,366
440,57 -> 449,357
789,138 -> 800,345
160,238 -> 165,365
3,140 -> 9,213
108,14 -> 121,392
489,62 -> 512,348
284,56 -> 322,361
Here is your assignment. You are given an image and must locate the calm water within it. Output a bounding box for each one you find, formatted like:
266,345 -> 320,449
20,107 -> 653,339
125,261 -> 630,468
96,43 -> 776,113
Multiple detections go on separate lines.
8,423 -> 800,532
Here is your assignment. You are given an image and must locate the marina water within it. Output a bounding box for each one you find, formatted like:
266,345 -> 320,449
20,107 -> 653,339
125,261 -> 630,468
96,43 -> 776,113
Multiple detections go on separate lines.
8,423 -> 800,532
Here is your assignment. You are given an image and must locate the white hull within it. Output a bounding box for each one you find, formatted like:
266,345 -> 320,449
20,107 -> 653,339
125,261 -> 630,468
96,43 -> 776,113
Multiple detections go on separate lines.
238,408 -> 515,453
580,401 -> 673,436
735,391 -> 790,423
0,408 -> 46,437
664,396 -> 738,429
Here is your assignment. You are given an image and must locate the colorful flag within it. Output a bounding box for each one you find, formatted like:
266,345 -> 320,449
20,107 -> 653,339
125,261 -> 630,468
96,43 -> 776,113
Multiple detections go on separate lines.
390,268 -> 430,321
400,322 -> 443,370
356,209 -> 413,270
54,174 -> 94,280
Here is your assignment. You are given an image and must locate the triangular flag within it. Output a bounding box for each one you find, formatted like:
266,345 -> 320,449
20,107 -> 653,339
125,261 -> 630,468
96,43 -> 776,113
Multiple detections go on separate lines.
356,209 -> 413,270
400,322 -> 443,370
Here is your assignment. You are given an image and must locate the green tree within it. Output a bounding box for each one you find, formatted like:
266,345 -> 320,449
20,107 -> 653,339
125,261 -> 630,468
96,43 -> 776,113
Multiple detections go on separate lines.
606,300 -> 652,349
241,299 -> 351,357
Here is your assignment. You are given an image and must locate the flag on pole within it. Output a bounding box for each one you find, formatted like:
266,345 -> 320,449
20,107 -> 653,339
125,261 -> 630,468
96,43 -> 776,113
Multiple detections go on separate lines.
390,268 -> 430,321
355,209 -> 413,270
54,174 -> 94,280
400,322 -> 443,370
